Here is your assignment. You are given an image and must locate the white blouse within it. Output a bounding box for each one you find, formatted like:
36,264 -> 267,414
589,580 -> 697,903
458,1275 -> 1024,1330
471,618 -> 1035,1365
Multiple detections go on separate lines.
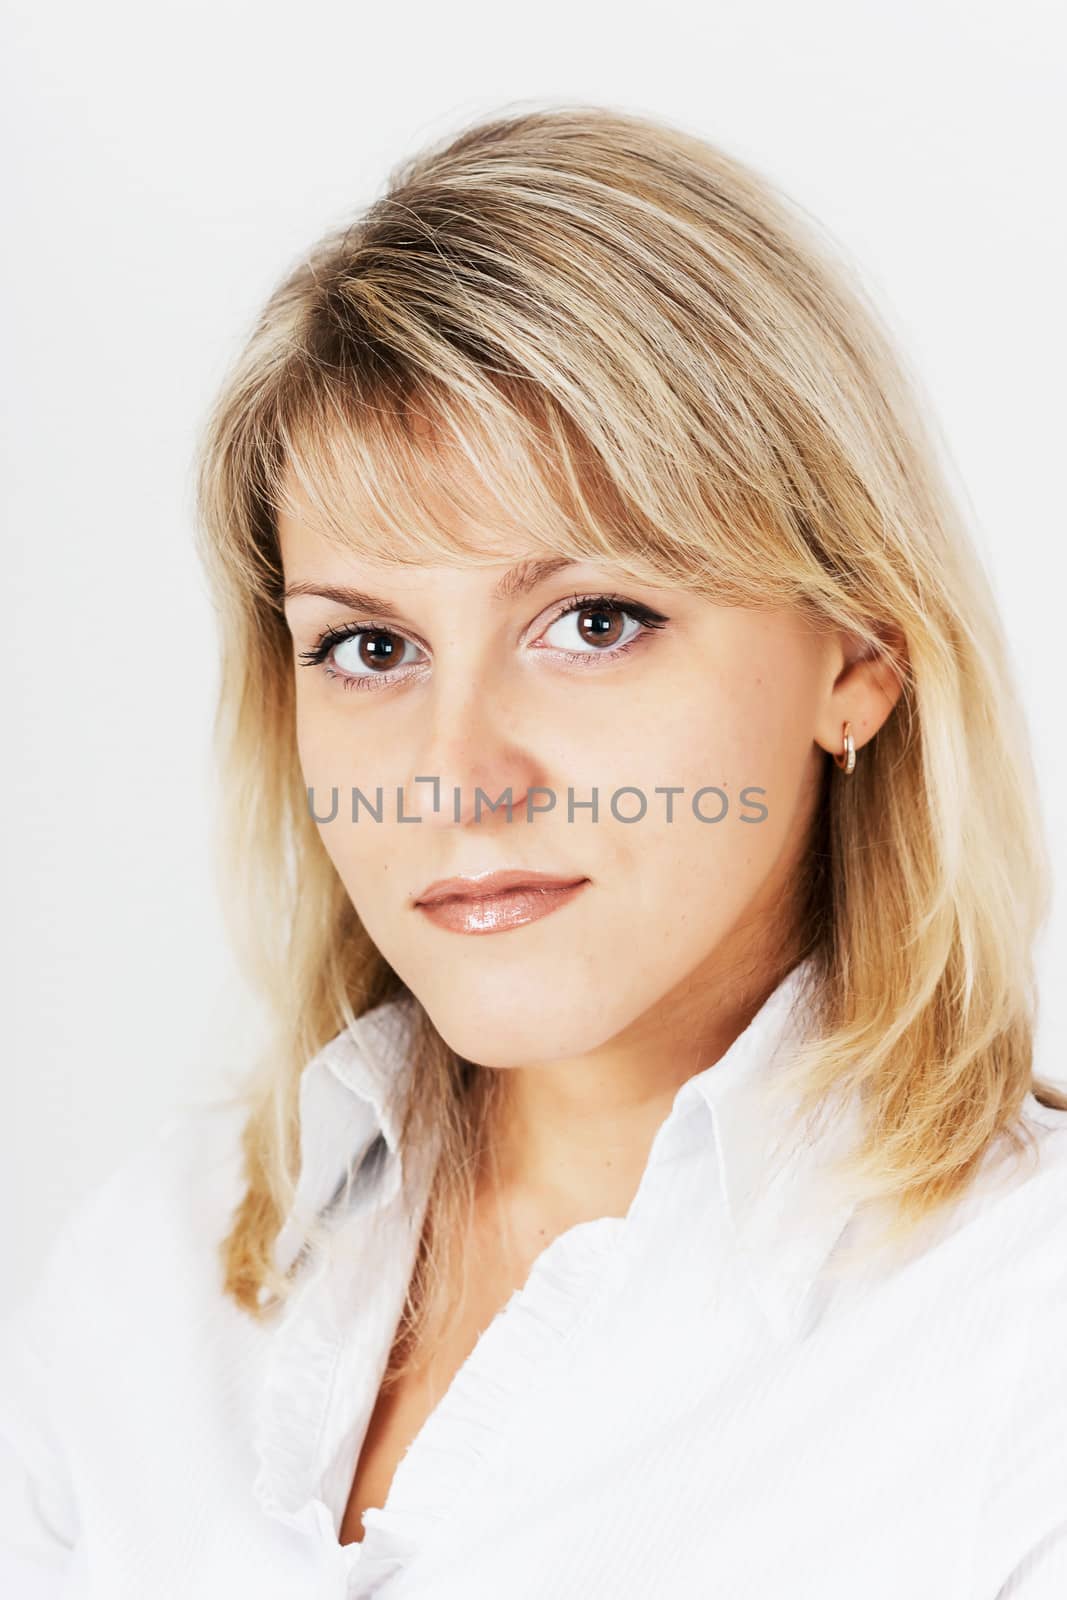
3,958 -> 1067,1599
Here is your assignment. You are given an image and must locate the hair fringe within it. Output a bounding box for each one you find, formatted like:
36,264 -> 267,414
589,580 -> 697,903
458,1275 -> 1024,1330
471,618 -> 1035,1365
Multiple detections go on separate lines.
188,100 -> 1062,1378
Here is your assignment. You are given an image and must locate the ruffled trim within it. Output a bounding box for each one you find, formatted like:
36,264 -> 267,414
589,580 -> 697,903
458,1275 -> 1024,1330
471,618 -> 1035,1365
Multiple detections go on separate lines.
352,1212 -> 625,1571
253,994 -> 422,1532
252,1250 -> 343,1532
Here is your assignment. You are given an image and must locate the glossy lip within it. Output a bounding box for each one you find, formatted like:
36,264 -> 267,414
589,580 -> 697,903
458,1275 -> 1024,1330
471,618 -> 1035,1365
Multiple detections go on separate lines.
414,868 -> 589,907
414,877 -> 590,936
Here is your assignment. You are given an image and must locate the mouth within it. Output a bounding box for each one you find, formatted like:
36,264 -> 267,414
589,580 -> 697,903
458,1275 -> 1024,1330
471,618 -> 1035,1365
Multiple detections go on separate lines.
413,871 -> 591,936
414,869 -> 589,907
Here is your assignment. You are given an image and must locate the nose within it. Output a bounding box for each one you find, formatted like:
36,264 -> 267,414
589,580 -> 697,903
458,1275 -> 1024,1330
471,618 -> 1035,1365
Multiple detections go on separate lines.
400,670 -> 549,830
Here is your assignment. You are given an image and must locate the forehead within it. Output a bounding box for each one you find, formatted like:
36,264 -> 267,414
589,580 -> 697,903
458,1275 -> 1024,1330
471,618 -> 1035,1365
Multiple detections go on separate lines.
269,405 -> 693,597
274,437 -> 551,578
275,493 -> 558,602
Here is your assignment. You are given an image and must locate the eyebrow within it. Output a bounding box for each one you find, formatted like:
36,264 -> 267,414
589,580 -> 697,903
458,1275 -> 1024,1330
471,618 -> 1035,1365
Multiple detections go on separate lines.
282,556 -> 579,617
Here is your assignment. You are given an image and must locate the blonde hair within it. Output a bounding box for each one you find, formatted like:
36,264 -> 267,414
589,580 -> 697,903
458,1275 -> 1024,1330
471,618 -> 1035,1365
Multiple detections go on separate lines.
193,101 -> 1065,1377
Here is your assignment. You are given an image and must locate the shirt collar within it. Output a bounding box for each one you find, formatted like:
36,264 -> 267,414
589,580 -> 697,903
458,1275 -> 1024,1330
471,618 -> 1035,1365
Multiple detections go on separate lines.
275,957 -> 862,1342
672,956 -> 864,1342
271,997 -> 420,1279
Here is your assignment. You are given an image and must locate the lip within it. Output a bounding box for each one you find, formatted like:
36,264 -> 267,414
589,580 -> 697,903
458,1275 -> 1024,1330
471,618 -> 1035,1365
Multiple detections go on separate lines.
414,876 -> 590,936
414,869 -> 589,906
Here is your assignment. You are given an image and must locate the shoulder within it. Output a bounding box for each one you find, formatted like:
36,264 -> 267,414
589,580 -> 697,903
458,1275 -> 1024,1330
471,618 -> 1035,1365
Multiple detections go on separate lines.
962,1094 -> 1067,1581
89,1096 -> 251,1243
978,1090 -> 1067,1257
0,1098 -> 255,1497
865,1089 -> 1067,1333
967,1090 -> 1067,1392
2,1097 -> 252,1350
0,1101 -> 258,1574
74,1096 -> 248,1252
1012,1088 -> 1067,1213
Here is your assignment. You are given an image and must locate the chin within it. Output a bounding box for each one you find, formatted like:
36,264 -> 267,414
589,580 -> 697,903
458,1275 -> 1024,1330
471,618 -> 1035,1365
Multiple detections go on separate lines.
437,1021 -> 607,1072
414,972 -> 620,1069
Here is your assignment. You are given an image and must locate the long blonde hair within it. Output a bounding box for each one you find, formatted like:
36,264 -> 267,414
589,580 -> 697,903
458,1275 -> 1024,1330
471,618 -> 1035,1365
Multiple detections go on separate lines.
193,101 -> 1065,1376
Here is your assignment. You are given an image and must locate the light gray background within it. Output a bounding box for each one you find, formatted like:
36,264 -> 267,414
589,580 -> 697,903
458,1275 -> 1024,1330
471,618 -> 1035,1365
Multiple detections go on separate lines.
3,0 -> 1064,1310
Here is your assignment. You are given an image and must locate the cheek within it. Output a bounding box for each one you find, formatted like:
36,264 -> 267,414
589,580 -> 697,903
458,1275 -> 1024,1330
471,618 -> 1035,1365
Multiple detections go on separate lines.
294,702 -> 392,895
293,688 -> 331,779
608,670 -> 814,907
669,640 -> 818,808
295,692 -> 392,800
593,673 -> 771,821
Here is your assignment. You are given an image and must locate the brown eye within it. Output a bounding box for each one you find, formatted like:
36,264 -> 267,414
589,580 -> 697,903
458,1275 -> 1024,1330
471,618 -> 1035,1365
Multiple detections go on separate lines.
542,601 -> 644,655
577,605 -> 626,646
334,630 -> 407,674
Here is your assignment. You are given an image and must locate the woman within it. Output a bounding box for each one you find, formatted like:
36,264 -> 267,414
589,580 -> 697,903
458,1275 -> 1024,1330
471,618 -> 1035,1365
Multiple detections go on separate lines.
3,102 -> 1065,1599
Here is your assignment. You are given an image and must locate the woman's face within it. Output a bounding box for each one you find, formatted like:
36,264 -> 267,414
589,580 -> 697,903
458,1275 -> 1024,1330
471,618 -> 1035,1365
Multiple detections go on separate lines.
278,461 -> 897,1070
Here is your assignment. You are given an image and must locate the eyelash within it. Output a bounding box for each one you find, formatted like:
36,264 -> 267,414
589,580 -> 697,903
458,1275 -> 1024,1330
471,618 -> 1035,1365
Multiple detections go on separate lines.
296,592 -> 670,693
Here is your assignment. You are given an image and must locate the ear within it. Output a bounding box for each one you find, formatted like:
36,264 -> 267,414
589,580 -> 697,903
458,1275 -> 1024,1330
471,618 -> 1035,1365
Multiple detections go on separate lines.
814,622 -> 907,761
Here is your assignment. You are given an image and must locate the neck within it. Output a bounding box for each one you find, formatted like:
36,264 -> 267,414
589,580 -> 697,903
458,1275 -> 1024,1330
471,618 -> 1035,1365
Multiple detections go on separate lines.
478,935 -> 804,1233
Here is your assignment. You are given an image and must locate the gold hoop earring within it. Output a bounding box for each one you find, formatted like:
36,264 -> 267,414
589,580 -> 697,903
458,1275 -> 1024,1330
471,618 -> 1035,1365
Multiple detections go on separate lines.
833,721 -> 856,774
